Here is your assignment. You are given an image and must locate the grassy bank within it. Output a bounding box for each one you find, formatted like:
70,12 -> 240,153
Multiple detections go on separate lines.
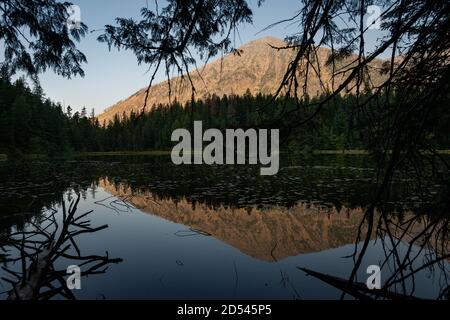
78,151 -> 172,157
313,150 -> 369,155
314,150 -> 450,155
77,149 -> 450,157
80,150 -> 369,157
2,149 -> 449,160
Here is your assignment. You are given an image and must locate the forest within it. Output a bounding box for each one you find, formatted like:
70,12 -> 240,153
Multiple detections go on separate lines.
1,77 -> 449,156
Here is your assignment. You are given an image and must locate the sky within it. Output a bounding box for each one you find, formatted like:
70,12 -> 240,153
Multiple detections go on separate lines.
37,0 -> 386,115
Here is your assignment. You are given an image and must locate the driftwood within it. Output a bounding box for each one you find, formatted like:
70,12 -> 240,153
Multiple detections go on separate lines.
298,267 -> 424,300
1,195 -> 122,300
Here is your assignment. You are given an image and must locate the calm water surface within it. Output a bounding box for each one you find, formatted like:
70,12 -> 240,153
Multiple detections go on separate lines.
0,155 -> 448,299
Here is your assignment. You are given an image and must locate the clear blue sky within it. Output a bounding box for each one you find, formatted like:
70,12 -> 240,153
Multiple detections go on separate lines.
38,0 -> 385,114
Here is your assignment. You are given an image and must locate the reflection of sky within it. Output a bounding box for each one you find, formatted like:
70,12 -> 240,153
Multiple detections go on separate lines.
33,0 -> 389,114
1,186 -> 444,300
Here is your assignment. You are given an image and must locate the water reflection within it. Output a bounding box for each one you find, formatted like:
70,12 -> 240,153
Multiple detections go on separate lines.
0,195 -> 122,300
98,177 -> 449,299
100,178 -> 370,261
0,156 -> 448,299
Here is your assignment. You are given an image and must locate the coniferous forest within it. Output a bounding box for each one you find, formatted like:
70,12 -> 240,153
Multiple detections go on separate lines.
2,78 -> 449,156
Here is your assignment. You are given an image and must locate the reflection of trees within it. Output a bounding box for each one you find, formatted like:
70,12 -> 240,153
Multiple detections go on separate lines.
375,214 -> 449,299
102,176 -> 450,299
1,162 -> 448,299
99,178 -> 448,276
0,195 -> 122,300
299,208 -> 450,300
100,178 -> 372,260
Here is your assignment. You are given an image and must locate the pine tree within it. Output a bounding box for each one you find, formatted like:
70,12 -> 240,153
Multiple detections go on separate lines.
66,106 -> 72,119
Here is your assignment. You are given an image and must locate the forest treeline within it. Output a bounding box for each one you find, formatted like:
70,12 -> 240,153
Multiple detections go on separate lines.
0,78 -> 98,155
1,78 -> 449,156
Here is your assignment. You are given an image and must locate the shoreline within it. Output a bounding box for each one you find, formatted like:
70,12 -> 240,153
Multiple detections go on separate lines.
1,149 -> 450,161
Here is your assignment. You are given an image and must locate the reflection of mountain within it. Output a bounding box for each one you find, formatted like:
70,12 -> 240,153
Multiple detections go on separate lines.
100,179 -> 372,261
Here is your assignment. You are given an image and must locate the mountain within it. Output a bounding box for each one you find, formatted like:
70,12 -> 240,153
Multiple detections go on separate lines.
98,36 -> 385,124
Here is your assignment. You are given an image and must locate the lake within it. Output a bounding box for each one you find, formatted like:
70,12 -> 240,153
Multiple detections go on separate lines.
0,154 -> 448,300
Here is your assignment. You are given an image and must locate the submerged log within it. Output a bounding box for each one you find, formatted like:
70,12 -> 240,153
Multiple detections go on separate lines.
298,267 -> 424,300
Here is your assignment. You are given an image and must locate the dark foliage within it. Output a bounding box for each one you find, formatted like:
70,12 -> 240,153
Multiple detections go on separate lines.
1,77 -> 449,156
0,78 -> 100,155
0,0 -> 87,78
